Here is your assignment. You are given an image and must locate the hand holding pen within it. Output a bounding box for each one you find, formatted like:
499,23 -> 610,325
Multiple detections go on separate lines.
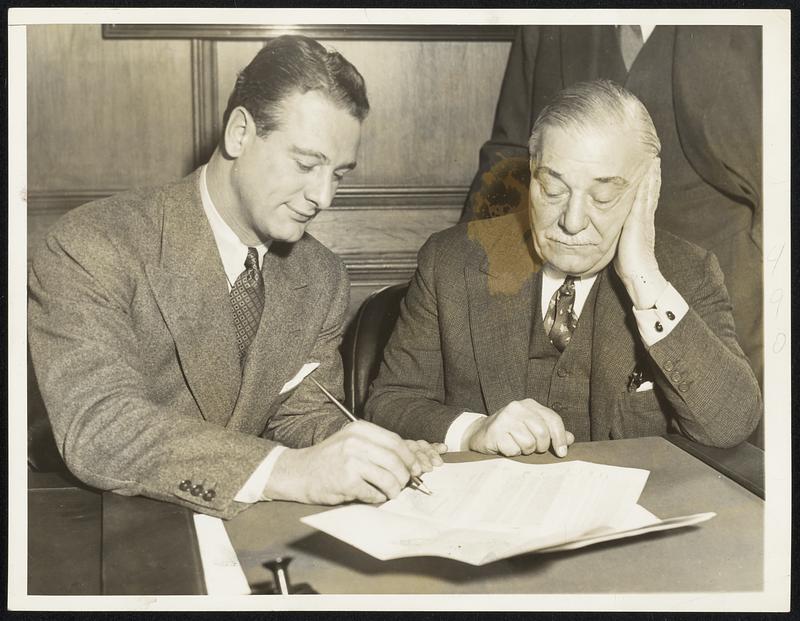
262,373 -> 446,505
309,377 -> 435,495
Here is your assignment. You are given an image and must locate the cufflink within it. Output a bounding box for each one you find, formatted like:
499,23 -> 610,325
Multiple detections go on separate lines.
654,321 -> 663,333
666,310 -> 675,320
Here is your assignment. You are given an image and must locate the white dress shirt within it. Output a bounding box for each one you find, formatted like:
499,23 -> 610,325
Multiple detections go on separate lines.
198,166 -> 283,503
443,261 -> 689,452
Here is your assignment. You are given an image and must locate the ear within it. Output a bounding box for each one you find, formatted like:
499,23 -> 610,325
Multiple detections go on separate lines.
223,106 -> 255,159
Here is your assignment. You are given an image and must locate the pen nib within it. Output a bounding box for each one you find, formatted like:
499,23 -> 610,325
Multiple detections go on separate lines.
411,478 -> 433,495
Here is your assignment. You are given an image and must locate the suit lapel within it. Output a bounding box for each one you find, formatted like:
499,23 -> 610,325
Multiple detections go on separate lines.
226,243 -> 309,434
589,268 -> 640,439
465,231 -> 537,415
145,170 -> 241,426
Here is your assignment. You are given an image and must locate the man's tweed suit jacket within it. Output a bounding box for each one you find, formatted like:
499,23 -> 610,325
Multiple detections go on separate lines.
28,169 -> 348,519
365,209 -> 762,448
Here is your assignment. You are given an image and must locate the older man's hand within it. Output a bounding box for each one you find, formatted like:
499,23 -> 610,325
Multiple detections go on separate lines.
463,399 -> 575,457
613,157 -> 667,309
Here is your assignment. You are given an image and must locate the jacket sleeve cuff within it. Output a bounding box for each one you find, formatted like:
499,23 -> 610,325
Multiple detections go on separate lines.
632,282 -> 690,347
234,446 -> 287,503
444,412 -> 487,452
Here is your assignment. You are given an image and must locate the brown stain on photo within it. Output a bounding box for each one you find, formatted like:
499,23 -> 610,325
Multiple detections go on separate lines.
467,203 -> 542,297
469,154 -> 531,220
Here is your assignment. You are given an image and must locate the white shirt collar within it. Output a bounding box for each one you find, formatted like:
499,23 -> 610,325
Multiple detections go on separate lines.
199,165 -> 269,289
618,24 -> 656,45
540,264 -> 598,321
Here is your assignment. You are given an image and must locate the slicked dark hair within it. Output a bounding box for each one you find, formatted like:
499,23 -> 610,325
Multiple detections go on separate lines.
222,35 -> 370,137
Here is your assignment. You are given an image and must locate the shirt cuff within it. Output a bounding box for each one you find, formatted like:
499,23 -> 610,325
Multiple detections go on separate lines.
632,282 -> 690,347
444,411 -> 488,452
234,446 -> 287,503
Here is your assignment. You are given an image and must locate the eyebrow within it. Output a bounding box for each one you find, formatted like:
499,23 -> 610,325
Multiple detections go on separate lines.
290,146 -> 357,171
535,166 -> 628,186
594,175 -> 629,187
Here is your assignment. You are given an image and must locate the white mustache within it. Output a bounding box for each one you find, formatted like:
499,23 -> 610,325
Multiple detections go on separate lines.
545,232 -> 600,246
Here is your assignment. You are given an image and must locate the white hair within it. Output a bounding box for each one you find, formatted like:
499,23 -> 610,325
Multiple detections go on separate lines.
528,79 -> 661,162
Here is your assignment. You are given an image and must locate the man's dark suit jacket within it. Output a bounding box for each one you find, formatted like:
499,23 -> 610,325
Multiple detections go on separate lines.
365,210 -> 762,449
462,25 -> 763,390
28,169 -> 348,519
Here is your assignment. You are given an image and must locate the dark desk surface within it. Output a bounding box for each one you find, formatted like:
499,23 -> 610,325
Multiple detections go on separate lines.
28,471 -> 102,595
28,471 -> 205,595
28,435 -> 764,596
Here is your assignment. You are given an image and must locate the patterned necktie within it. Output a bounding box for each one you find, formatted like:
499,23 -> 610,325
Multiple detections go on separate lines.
230,247 -> 265,362
544,275 -> 578,353
617,24 -> 644,72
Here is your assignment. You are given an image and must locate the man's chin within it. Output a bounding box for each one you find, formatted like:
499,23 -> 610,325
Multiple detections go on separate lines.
261,223 -> 307,244
285,226 -> 306,242
548,257 -> 605,278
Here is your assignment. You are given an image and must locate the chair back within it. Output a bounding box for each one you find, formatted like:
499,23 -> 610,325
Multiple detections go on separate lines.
341,284 -> 408,417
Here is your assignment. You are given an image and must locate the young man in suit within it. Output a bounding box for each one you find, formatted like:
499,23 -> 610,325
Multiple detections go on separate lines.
28,35 -> 444,519
365,80 -> 761,457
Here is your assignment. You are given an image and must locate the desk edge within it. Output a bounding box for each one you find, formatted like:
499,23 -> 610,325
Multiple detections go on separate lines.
663,434 -> 765,500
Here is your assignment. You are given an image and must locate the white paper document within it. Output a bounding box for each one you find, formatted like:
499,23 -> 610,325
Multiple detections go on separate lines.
301,460 -> 715,566
193,514 -> 252,595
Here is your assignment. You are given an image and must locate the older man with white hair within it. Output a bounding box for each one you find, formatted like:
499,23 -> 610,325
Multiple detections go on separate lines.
365,79 -> 762,455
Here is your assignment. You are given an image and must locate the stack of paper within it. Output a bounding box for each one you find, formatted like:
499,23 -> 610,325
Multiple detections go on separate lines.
301,459 -> 714,566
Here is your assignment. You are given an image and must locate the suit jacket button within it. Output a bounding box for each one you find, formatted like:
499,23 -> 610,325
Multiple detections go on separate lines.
191,484 -> 204,497
672,372 -> 682,382
551,401 -> 563,411
679,382 -> 690,393
557,367 -> 569,377
203,489 -> 216,502
663,360 -> 674,372
179,480 -> 192,491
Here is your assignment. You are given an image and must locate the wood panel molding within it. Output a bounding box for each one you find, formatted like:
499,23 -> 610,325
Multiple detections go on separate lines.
191,39 -> 219,167
103,24 -> 516,41
330,185 -> 467,210
340,252 -> 418,284
26,185 -> 469,215
26,189 -> 127,215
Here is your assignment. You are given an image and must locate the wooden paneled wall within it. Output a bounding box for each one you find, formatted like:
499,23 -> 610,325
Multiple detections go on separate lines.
26,24 -> 511,319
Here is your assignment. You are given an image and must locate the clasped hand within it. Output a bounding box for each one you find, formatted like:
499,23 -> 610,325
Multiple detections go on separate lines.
267,420 -> 446,505
464,398 -> 575,457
